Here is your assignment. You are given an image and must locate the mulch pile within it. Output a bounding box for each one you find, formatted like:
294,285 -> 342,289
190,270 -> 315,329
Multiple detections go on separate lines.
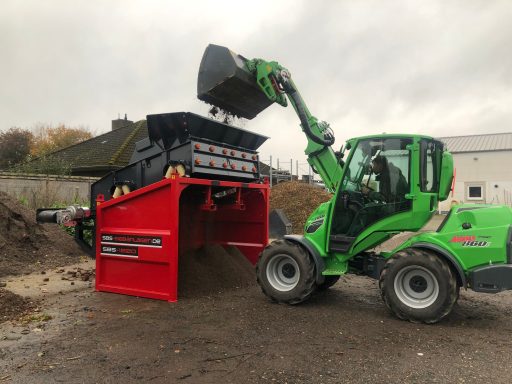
270,181 -> 332,234
0,191 -> 84,278
179,245 -> 255,297
0,288 -> 36,322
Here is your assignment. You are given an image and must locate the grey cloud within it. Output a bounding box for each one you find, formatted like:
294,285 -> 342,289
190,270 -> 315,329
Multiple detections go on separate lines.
1,0 -> 511,163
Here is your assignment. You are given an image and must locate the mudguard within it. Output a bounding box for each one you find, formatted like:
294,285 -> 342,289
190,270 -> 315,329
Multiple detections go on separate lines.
410,242 -> 467,288
284,235 -> 326,284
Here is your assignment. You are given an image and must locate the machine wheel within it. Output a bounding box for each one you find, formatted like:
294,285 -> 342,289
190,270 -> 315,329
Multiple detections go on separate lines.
379,248 -> 459,324
256,239 -> 316,305
317,275 -> 341,291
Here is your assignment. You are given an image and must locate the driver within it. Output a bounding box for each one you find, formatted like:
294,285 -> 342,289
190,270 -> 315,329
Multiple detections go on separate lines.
362,155 -> 408,203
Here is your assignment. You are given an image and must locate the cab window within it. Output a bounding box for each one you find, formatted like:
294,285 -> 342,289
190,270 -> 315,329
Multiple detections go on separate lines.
331,138 -> 412,238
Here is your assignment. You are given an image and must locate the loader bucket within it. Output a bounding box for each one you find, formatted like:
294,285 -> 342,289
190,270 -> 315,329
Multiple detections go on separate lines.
197,44 -> 273,119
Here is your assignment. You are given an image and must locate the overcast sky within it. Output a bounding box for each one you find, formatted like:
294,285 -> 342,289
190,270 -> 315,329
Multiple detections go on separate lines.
1,0 -> 511,172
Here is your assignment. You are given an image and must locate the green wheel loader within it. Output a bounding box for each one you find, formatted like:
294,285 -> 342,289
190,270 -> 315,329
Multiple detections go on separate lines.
198,44 -> 512,323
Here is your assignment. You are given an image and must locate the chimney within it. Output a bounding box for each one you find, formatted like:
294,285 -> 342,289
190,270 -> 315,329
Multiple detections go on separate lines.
112,113 -> 133,131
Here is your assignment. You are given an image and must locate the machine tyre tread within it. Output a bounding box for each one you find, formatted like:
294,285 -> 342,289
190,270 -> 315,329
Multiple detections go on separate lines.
379,248 -> 459,324
256,239 -> 316,305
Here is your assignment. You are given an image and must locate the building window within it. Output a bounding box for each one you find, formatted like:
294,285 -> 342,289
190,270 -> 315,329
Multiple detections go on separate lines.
468,186 -> 482,198
466,183 -> 484,201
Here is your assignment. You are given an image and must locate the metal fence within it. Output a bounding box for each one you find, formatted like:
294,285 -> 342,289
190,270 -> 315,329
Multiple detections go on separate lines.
260,157 -> 322,188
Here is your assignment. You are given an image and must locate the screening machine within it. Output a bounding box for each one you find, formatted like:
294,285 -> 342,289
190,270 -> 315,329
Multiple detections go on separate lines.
37,112 -> 270,301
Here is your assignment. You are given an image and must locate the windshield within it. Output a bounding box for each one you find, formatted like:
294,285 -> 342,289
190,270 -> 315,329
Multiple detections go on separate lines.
341,138 -> 412,197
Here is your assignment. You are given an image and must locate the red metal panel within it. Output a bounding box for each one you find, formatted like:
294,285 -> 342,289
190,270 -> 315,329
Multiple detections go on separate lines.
95,176 -> 269,301
96,179 -> 179,301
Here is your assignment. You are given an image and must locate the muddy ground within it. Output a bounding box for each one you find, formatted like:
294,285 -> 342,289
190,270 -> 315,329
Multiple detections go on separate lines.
2,216 -> 512,383
0,191 -> 84,277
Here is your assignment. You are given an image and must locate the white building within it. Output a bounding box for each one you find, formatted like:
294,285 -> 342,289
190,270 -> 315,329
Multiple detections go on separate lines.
438,132 -> 512,212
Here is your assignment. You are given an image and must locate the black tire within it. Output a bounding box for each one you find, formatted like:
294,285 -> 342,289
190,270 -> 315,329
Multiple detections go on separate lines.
256,239 -> 316,305
317,275 -> 341,291
379,248 -> 459,324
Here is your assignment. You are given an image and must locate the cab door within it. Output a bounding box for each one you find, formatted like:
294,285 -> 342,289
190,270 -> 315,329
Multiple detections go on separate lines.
329,137 -> 413,252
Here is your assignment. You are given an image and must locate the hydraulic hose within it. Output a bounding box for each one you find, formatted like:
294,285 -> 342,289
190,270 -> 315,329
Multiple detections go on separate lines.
282,81 -> 335,147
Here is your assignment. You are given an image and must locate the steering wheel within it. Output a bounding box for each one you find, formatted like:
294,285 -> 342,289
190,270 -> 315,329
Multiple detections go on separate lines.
360,182 -> 375,192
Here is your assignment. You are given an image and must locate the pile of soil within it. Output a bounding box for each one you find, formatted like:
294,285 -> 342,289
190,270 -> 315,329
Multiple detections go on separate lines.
270,181 -> 332,234
0,288 -> 36,322
178,245 -> 255,297
0,192 -> 84,277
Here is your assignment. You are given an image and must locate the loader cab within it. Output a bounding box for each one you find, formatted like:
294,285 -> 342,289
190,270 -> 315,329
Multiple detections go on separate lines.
328,135 -> 445,253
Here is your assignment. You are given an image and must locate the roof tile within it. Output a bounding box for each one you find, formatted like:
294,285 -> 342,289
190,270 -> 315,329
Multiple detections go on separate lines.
28,120 -> 148,174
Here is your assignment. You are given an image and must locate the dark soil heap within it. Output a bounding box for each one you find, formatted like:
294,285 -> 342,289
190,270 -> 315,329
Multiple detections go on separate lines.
0,192 -> 84,277
178,245 -> 255,297
270,181 -> 332,234
0,288 -> 35,322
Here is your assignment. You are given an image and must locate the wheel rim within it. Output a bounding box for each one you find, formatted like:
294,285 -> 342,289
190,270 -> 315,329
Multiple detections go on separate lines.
266,254 -> 300,292
394,266 -> 439,309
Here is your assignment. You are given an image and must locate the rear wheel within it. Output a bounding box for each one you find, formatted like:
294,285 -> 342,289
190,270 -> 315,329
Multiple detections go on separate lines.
379,248 -> 459,324
256,240 -> 316,304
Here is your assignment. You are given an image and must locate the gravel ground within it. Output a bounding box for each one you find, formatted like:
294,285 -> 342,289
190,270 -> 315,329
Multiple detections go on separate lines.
1,275 -> 512,384
2,216 -> 512,383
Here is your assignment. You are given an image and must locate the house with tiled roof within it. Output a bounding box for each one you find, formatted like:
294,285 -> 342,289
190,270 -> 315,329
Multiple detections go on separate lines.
27,116 -> 149,177
437,132 -> 512,211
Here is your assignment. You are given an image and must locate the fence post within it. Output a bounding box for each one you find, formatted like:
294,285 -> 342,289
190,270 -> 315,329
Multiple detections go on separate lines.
269,155 -> 273,188
277,158 -> 280,184
290,159 -> 292,181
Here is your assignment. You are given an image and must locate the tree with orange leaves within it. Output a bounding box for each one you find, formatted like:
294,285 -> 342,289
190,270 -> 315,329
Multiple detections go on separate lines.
31,124 -> 92,157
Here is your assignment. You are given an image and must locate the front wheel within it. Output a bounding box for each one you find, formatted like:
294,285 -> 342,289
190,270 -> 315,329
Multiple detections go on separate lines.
256,240 -> 316,305
379,248 -> 459,324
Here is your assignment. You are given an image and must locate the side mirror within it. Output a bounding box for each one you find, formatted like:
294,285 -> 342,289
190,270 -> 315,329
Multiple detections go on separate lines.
438,151 -> 454,201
